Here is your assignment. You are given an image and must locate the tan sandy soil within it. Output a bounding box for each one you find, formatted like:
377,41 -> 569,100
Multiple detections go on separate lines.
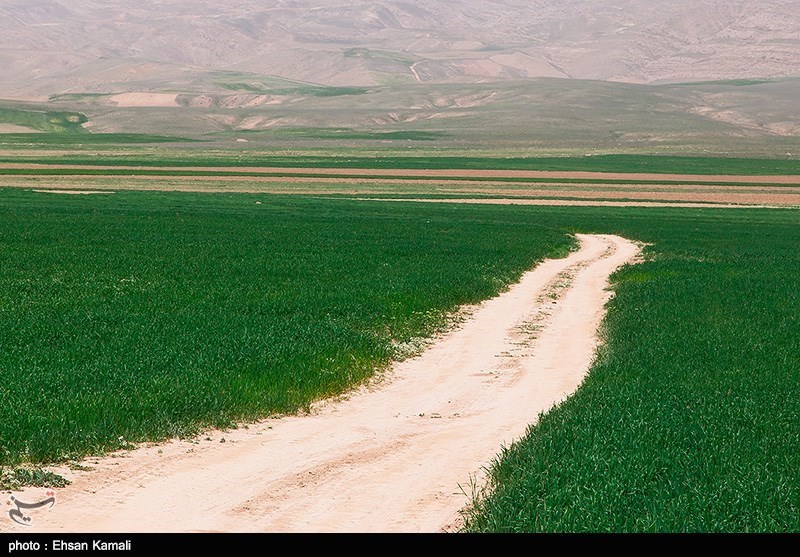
7,176 -> 800,206
3,163 -> 800,185
0,124 -> 40,133
488,52 -> 568,79
354,198 -> 783,209
365,190 -> 800,205
435,183 -> 800,195
7,234 -> 639,533
11,173 -> 800,194
108,92 -> 179,108
32,189 -> 113,195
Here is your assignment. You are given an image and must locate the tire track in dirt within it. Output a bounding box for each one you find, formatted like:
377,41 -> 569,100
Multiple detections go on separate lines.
10,234 -> 640,533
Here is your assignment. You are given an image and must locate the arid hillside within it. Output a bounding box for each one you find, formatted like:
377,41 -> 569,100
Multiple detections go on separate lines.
1,0 -> 798,98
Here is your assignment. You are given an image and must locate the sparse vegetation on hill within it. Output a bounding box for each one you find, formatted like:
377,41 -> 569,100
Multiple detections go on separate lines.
0,108 -> 87,134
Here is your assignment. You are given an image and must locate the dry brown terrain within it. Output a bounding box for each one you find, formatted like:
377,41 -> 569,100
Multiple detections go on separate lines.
1,2 -> 797,149
1,1 -> 798,98
5,163 -> 800,184
0,124 -> 40,133
31,189 -> 112,195
5,234 -> 639,533
108,93 -> 179,108
356,198 -> 783,209
5,166 -> 800,206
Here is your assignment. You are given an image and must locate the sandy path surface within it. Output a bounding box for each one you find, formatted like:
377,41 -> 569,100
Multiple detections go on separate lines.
8,235 -> 639,533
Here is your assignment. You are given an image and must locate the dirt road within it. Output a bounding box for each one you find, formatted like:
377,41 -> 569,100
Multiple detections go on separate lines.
11,234 -> 639,533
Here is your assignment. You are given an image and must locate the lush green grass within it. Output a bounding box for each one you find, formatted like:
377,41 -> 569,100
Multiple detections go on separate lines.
0,189 -> 572,465
0,108 -> 88,134
2,188 -> 798,530
1,154 -> 798,175
464,205 -> 800,532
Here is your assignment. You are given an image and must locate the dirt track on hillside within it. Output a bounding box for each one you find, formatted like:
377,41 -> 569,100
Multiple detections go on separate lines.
6,234 -> 639,533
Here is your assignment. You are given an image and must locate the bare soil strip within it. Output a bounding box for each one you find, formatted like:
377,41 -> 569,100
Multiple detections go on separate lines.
108,92 -> 179,108
5,174 -> 800,205
13,174 -> 800,193
8,234 -> 639,533
0,169 -> 800,207
2,163 -> 800,184
31,189 -> 113,195
353,197 -> 785,209
0,124 -> 40,133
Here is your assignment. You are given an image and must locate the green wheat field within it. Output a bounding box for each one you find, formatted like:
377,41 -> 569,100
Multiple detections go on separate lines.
1,185 -> 798,531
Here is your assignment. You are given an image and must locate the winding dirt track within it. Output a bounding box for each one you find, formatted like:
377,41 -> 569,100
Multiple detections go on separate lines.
15,234 -> 639,533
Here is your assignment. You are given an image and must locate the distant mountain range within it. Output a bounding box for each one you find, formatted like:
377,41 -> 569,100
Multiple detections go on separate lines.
1,0 -> 798,99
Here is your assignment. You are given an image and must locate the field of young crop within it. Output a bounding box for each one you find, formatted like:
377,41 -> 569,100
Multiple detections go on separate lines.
1,152 -> 799,175
463,205 -> 800,532
2,184 -> 798,532
0,189 -> 572,466
0,133 -> 194,147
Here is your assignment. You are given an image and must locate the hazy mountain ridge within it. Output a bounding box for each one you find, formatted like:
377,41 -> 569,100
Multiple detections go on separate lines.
1,0 -> 798,98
